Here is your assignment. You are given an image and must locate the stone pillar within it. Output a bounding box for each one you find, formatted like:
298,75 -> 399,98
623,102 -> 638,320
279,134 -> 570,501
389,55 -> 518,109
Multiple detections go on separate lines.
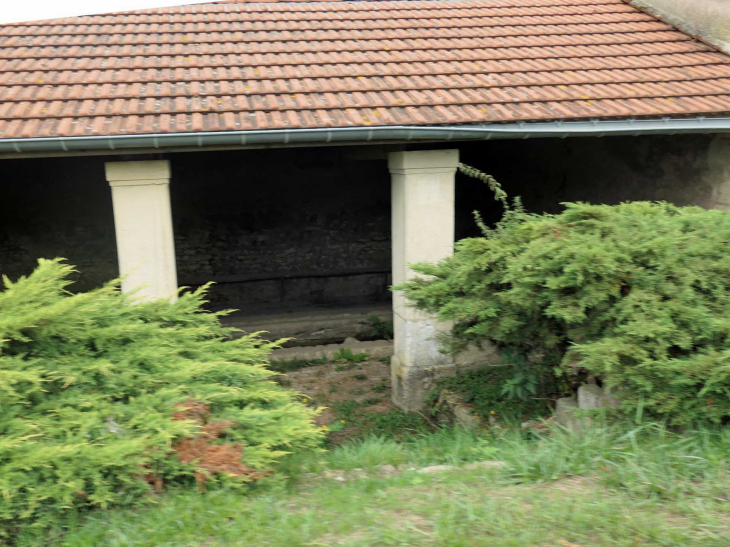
105,160 -> 178,301
389,149 -> 459,410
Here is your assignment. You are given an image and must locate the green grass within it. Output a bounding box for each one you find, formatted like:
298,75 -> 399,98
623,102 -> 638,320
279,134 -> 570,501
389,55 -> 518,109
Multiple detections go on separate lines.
326,401 -> 433,442
333,349 -> 369,364
18,424 -> 730,547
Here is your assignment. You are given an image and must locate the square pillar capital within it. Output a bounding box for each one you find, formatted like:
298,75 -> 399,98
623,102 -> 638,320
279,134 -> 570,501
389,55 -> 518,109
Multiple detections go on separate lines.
388,149 -> 459,175
105,160 -> 171,187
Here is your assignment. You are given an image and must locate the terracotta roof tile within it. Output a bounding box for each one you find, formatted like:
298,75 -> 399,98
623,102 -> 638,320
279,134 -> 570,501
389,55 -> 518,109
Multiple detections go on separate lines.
2,0 -> 730,140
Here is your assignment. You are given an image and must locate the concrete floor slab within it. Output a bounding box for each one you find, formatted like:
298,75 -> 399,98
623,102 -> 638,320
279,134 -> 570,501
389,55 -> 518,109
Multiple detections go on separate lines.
224,304 -> 392,347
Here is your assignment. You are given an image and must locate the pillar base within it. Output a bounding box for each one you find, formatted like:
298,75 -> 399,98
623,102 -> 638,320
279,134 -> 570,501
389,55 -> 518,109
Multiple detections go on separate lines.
391,355 -> 457,412
391,335 -> 503,411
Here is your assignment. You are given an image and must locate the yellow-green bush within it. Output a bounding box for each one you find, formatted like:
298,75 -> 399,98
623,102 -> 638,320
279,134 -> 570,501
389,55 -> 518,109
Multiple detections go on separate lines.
0,260 -> 322,540
400,201 -> 730,425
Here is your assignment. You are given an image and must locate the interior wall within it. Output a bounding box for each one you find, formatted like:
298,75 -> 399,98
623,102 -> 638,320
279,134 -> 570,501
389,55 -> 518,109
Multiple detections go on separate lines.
0,133 -> 725,312
170,148 -> 392,311
0,155 -> 118,292
0,147 -> 393,312
455,133 -> 727,236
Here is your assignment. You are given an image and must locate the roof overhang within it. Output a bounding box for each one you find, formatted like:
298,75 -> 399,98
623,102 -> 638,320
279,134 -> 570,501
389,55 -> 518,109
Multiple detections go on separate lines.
1,117 -> 729,159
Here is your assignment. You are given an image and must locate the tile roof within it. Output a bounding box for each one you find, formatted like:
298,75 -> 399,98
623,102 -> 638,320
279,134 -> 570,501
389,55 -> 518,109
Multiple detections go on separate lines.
2,0 -> 730,140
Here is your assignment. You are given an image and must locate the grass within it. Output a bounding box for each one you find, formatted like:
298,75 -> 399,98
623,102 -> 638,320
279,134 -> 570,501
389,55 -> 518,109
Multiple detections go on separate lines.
333,349 -> 369,364
20,423 -> 730,547
327,401 -> 433,441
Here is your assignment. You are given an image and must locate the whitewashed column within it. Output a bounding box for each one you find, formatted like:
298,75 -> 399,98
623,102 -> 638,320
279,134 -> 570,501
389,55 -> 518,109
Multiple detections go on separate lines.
105,160 -> 178,301
389,149 -> 458,410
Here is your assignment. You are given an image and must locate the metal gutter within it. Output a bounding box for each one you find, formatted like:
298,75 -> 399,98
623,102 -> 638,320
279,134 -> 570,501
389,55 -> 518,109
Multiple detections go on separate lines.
1,117 -> 730,156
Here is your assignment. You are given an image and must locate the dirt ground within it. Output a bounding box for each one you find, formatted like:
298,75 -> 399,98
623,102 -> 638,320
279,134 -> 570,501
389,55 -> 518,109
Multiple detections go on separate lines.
279,358 -> 398,430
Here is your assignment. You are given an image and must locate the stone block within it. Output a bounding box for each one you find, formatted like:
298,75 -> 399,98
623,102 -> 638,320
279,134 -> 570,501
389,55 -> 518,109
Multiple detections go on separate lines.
348,468 -> 368,480
555,397 -> 584,433
463,461 -> 507,471
417,465 -> 459,474
378,464 -> 397,478
454,342 -> 501,368
342,337 -> 362,349
578,384 -> 620,410
322,470 -> 346,482
435,390 -> 482,429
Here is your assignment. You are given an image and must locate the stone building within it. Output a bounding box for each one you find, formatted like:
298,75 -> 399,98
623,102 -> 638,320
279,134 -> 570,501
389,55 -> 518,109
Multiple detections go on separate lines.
2,0 -> 730,410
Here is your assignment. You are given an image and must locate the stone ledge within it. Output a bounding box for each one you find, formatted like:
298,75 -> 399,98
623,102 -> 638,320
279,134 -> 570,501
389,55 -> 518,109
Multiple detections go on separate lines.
226,304 -> 392,347
271,338 -> 393,363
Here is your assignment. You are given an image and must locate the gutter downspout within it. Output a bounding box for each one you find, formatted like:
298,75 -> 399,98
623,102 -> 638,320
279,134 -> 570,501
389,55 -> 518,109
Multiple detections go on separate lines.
1,117 -> 730,156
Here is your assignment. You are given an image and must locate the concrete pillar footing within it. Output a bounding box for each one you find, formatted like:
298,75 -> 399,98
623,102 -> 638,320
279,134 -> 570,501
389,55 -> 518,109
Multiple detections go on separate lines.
390,356 -> 459,412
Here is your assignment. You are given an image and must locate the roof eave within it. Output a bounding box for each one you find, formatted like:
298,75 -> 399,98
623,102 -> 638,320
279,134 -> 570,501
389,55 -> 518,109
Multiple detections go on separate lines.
1,117 -> 729,159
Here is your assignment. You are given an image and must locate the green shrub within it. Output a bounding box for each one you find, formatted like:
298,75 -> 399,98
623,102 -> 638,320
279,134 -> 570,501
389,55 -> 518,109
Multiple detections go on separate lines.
0,260 -> 322,539
426,363 -> 555,422
357,315 -> 394,341
399,201 -> 730,425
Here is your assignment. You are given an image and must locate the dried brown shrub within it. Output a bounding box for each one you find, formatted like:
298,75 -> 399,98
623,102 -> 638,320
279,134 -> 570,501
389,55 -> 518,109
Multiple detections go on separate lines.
171,399 -> 265,490
141,471 -> 164,493
172,399 -> 211,422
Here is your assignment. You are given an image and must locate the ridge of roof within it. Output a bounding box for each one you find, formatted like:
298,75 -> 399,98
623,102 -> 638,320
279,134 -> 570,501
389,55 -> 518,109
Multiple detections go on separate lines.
1,0 -> 730,146
1,0 -> 633,26
2,1 -> 422,28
